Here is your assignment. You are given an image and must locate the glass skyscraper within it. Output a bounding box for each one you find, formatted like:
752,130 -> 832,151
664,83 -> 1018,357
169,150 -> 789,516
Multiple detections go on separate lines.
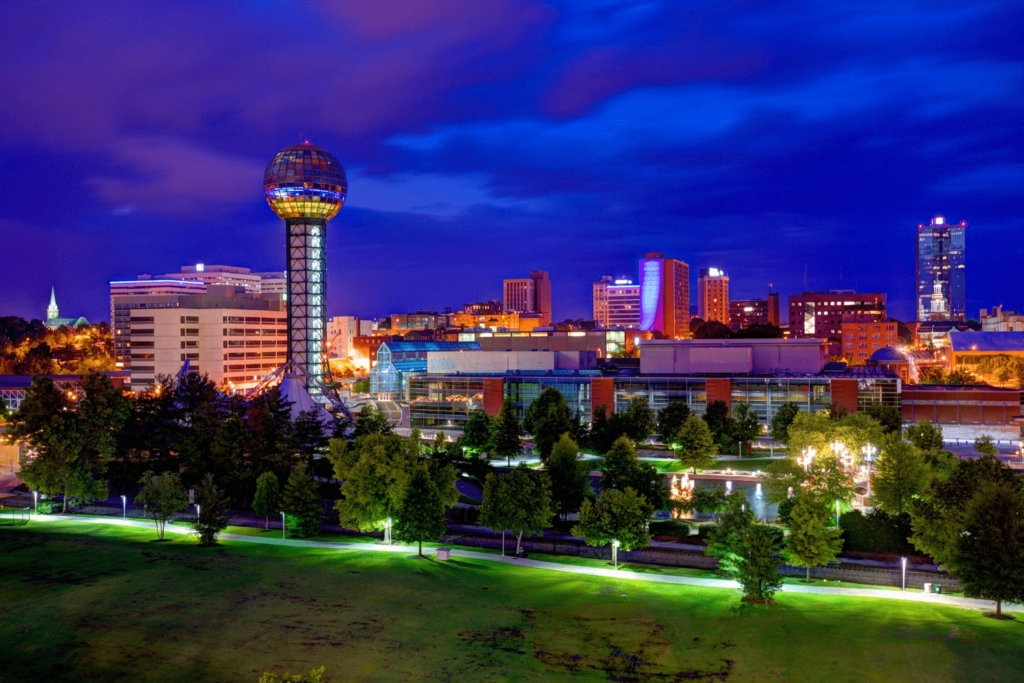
916,216 -> 966,322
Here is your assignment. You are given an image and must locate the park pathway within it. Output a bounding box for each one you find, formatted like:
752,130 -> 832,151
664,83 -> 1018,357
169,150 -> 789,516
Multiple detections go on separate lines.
26,514 -> 1021,614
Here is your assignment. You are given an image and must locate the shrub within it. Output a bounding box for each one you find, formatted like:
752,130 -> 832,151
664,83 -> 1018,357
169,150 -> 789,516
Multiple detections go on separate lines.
840,509 -> 914,554
649,519 -> 691,538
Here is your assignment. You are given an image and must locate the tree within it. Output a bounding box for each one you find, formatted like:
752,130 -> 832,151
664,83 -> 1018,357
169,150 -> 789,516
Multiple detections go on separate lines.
672,416 -> 718,473
293,408 -> 330,465
530,390 -> 574,462
479,471 -> 516,555
770,404 -> 799,443
910,455 -> 1023,567
693,320 -> 732,339
393,465 -> 447,556
508,466 -> 555,555
574,487 -> 653,567
352,378 -> 370,393
253,472 -> 281,530
489,397 -> 524,466
461,411 -> 493,454
736,524 -> 785,603
702,400 -> 733,445
951,483 -> 1024,618
782,495 -> 843,581
974,435 -> 998,456
353,404 -> 393,437
905,421 -> 944,452
601,437 -> 667,510
873,433 -> 928,514
523,387 -> 567,435
731,403 -> 761,456
656,400 -> 690,444
546,434 -> 592,518
330,434 -> 417,535
620,397 -> 656,443
191,473 -> 230,546
282,463 -> 322,538
865,403 -> 902,435
706,491 -> 756,576
135,471 -> 188,541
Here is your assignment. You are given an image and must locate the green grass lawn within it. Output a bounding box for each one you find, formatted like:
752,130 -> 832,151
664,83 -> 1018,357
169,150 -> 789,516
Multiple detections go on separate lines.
2,522 -> 1021,683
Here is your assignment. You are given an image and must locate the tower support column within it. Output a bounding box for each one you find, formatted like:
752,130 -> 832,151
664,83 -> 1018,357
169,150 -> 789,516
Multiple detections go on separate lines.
286,218 -> 327,397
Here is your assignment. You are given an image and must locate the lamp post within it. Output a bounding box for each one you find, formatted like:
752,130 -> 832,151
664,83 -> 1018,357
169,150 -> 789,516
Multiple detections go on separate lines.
612,539 -> 620,570
835,499 -> 840,526
33,491 -> 38,514
901,556 -> 907,591
798,447 -> 816,473
121,494 -> 126,519
384,517 -> 392,545
280,511 -> 286,540
195,504 -> 200,520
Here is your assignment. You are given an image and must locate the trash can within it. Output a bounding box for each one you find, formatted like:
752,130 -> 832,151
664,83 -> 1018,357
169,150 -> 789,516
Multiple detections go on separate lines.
436,547 -> 450,561
933,584 -> 942,594
923,582 -> 933,594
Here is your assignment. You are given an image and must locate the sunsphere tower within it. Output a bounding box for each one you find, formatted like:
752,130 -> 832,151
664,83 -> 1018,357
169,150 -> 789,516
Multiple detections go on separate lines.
263,142 -> 348,400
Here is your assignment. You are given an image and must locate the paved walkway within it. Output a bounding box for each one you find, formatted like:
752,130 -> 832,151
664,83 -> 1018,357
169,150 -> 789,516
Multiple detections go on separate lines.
26,514 -> 1021,614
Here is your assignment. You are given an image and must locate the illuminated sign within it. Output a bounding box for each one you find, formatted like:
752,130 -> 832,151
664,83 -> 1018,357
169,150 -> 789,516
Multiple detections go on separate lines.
640,259 -> 663,331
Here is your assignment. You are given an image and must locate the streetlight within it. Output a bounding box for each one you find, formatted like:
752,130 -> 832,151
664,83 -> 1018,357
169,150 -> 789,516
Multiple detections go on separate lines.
798,447 -> 816,473
612,539 -> 620,570
384,517 -> 393,545
835,499 -> 840,526
195,504 -> 200,520
280,511 -> 286,540
120,494 -> 126,519
901,557 -> 907,591
32,491 -> 38,514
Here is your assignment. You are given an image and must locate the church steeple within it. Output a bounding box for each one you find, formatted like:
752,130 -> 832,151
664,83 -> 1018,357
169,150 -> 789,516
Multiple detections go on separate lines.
47,287 -> 59,321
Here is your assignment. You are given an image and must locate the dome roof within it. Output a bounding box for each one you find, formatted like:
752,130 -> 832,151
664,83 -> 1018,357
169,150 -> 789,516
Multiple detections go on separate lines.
869,346 -> 929,363
264,142 -> 347,220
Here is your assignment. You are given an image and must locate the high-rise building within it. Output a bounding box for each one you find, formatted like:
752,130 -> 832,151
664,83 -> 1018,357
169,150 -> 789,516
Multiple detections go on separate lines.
593,276 -> 640,328
788,291 -> 886,340
697,268 -> 729,325
639,253 -> 690,338
503,270 -> 552,326
916,216 -> 966,322
729,293 -> 780,331
263,142 -> 348,400
110,279 -> 208,368
145,264 -> 285,295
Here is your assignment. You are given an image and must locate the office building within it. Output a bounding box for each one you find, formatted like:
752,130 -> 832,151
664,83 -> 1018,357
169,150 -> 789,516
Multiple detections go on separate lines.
126,294 -> 286,393
729,293 -> 781,331
264,141 -> 348,400
916,216 -> 966,322
503,271 -> 552,326
110,279 -> 208,368
980,306 -> 1024,332
447,311 -> 545,331
788,291 -> 886,340
639,253 -> 690,338
143,264 -> 285,296
390,311 -> 445,330
841,317 -> 898,364
697,268 -> 729,325
326,316 -> 358,359
369,340 -> 481,399
454,328 -> 629,358
593,276 -> 640,328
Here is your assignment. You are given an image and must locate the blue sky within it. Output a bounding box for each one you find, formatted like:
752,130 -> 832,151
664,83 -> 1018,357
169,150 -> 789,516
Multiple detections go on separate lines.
0,0 -> 1021,323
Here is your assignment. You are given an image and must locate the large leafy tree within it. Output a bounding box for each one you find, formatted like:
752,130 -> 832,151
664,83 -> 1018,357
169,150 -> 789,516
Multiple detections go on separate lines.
736,524 -> 785,603
731,402 -> 761,456
352,404 -> 394,438
782,495 -> 843,581
330,434 -> 417,533
546,434 -> 593,518
656,400 -> 690,444
574,487 -> 653,566
910,455 -> 1023,568
136,470 -> 188,540
479,466 -> 554,555
905,420 -> 944,453
865,403 -> 902,435
282,462 -> 322,538
393,465 -> 448,556
528,389 -> 574,462
619,397 -> 657,444
489,397 -> 524,466
601,436 -> 667,510
951,483 -> 1024,618
191,473 -> 230,547
672,416 -> 718,473
253,471 -> 281,530
873,433 -> 928,514
461,411 -> 493,454
770,404 -> 799,443
702,400 -> 733,446
479,471 -> 516,554
705,491 -> 756,576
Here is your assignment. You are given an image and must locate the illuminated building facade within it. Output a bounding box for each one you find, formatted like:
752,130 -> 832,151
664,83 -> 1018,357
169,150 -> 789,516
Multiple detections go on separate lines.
264,142 -> 348,399
145,264 -> 285,297
503,271 -> 552,326
110,279 -> 207,368
697,268 -> 729,325
639,253 -> 690,338
593,276 -> 640,328
916,216 -> 966,322
788,291 -> 886,340
841,318 -> 898,364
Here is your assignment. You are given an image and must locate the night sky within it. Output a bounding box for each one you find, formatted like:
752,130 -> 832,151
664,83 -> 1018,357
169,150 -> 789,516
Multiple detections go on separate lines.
1,1 -> 1021,324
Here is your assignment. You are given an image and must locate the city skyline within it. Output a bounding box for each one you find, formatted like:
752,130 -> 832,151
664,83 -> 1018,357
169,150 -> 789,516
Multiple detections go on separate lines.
1,2 -> 1021,323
